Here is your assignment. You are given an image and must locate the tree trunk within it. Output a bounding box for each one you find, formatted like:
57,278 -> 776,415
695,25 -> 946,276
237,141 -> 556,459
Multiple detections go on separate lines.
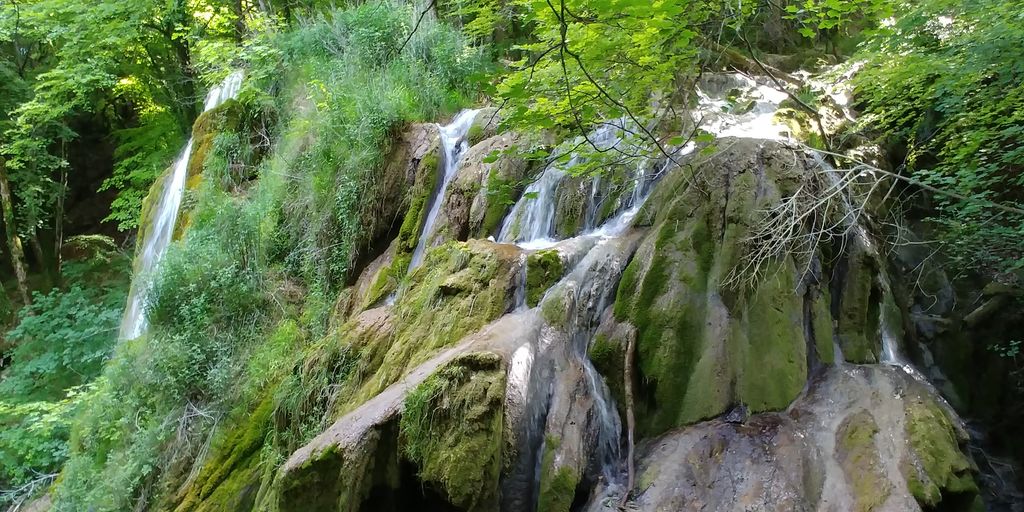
233,0 -> 246,42
0,158 -> 32,307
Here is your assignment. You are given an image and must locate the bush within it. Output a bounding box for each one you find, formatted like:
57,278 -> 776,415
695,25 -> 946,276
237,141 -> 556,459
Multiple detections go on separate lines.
853,0 -> 1024,276
0,256 -> 127,506
268,1 -> 486,301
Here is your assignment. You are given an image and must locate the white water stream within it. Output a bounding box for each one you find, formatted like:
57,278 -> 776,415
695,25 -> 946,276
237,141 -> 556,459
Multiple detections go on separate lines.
119,71 -> 244,340
408,108 -> 480,270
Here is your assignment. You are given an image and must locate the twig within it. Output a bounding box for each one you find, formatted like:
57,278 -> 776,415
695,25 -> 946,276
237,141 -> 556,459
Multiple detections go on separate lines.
619,328 -> 637,509
389,0 -> 438,60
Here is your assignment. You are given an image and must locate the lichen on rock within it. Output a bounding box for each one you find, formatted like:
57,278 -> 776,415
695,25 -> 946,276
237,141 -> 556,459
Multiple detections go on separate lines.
835,410 -> 891,512
611,139 -> 812,436
901,397 -> 977,508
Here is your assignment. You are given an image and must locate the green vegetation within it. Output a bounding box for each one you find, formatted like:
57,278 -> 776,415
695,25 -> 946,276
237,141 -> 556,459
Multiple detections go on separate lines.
400,353 -> 506,511
525,249 -> 564,307
0,252 -> 128,507
853,0 -> 1024,277
1,0 -> 1019,510
835,410 -> 891,512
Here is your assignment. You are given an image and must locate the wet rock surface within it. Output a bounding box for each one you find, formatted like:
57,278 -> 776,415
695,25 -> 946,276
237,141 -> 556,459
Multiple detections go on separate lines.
607,365 -> 978,512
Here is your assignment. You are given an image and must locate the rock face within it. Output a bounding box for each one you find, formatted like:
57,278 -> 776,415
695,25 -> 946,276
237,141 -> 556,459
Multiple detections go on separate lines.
608,138 -> 833,437
616,365 -> 979,512
167,111 -> 985,512
431,132 -> 535,244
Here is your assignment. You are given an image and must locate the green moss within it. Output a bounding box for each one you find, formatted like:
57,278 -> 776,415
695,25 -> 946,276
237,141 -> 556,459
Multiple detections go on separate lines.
540,289 -> 569,328
537,466 -> 578,512
813,290 -> 836,364
902,398 -> 977,508
477,169 -> 516,238
553,177 -> 586,239
467,124 -> 486,146
835,410 -> 890,512
172,394 -> 275,512
625,208 -> 721,435
133,166 -> 173,259
588,333 -> 626,416
399,352 -> 506,511
188,99 -> 244,181
836,250 -> 882,363
596,184 -> 625,225
337,240 -> 517,412
526,249 -> 565,307
737,267 -> 807,412
368,146 -> 441,301
611,150 -> 814,437
534,435 -> 580,512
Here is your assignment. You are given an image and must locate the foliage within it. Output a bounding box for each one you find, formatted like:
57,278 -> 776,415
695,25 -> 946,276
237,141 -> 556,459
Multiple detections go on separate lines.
852,0 -> 1024,275
0,254 -> 128,506
54,188 -> 269,510
268,1 -> 486,303
785,0 -> 891,38
496,0 -> 710,143
1,284 -> 125,402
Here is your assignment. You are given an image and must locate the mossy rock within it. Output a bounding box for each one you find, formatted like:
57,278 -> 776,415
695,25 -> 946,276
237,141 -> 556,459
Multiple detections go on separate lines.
170,394 -> 275,512
901,398 -> 978,508
188,99 -> 245,181
835,410 -> 891,512
535,436 -> 580,512
399,352 -> 507,511
835,239 -> 883,363
467,107 -> 502,146
553,176 -> 588,239
321,240 -> 521,416
526,249 -> 565,307
431,132 -> 534,244
612,139 -> 815,437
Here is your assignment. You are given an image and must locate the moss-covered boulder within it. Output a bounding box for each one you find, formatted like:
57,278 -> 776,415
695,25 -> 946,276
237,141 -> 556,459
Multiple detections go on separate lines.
525,248 -> 565,307
399,352 -> 508,511
431,132 -> 534,245
901,397 -> 977,508
467,107 -> 502,146
620,365 -> 979,512
836,410 -> 891,512
306,239 -> 524,421
612,139 -> 820,437
550,162 -> 654,239
833,234 -> 885,363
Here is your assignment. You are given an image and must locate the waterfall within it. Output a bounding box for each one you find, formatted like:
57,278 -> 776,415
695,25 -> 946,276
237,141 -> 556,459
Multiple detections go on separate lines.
119,71 -> 244,341
408,108 -> 480,270
498,121 -> 625,248
696,73 -> 791,139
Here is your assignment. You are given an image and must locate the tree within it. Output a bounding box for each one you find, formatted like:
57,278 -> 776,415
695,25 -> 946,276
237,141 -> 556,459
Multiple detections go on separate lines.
853,0 -> 1024,276
0,158 -> 30,306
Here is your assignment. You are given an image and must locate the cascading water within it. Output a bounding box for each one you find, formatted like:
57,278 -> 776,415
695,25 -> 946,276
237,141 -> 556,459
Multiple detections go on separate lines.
119,71 -> 244,341
498,122 -> 626,249
408,108 -> 480,270
492,75 -> 808,503
696,73 -> 791,140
